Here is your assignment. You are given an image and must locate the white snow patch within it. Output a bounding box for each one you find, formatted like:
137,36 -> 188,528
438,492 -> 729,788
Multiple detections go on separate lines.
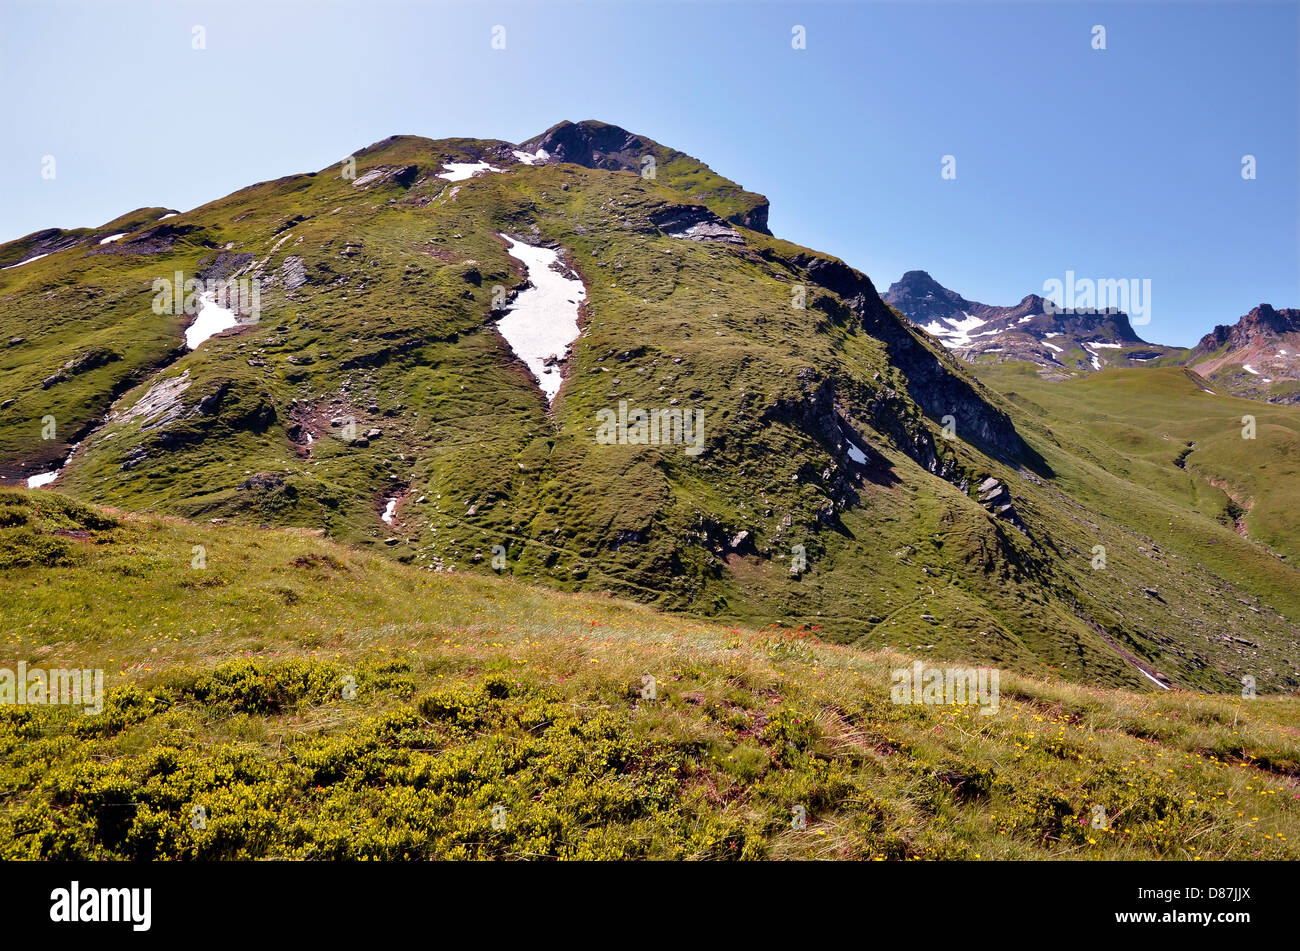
1043,342 -> 1064,353
512,148 -> 549,166
1043,332 -> 1062,339
438,161 -> 502,181
381,498 -> 398,525
1136,666 -> 1169,690
98,233 -> 127,245
496,234 -> 586,403
920,311 -> 989,348
840,428 -> 868,463
3,253 -> 48,270
25,442 -> 80,489
1087,341 -> 1122,349
185,292 -> 240,349
158,213 -> 178,220
1243,364 -> 1259,376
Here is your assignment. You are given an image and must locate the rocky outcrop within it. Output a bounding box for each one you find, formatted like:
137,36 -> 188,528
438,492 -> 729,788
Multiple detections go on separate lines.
0,228 -> 83,267
87,223 -> 201,256
282,255 -> 308,290
1195,303 -> 1300,353
647,205 -> 744,244
792,254 -> 1032,464
519,120 -> 772,235
352,164 -> 420,189
976,476 -> 1027,531
41,348 -> 120,389
197,252 -> 254,283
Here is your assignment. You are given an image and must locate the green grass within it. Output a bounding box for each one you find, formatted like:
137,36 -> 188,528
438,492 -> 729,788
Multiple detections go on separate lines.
1,488 -> 1297,860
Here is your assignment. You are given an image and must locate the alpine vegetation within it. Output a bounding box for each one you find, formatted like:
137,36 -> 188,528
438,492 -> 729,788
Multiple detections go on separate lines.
595,400 -> 705,455
890,661 -> 1000,716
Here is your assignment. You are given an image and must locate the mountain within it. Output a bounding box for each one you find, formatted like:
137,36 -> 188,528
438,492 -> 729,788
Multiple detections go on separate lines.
1183,303 -> 1300,404
3,121 -> 1300,698
883,270 -> 1170,378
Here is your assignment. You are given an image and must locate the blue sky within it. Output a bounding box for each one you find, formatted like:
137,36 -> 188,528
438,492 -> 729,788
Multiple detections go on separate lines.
1,0 -> 1296,346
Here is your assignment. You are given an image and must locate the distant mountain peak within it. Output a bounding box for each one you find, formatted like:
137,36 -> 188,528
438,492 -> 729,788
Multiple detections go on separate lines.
1188,302 -> 1300,403
883,271 -> 972,321
883,270 -> 1161,375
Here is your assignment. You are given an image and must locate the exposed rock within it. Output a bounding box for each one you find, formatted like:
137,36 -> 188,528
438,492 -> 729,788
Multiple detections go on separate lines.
647,205 -> 744,245
41,348 -> 120,389
282,255 -> 308,290
352,165 -> 419,189
240,472 -> 286,492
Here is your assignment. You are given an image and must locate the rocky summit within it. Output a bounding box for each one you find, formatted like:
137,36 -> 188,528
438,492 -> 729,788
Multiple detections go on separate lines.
1183,303 -> 1300,404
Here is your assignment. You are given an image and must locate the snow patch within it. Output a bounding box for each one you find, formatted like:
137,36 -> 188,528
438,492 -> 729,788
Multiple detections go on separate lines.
381,498 -> 398,525
1243,364 -> 1259,376
158,213 -> 178,220
1136,666 -> 1169,690
3,253 -> 48,270
495,234 -> 586,403
26,442 -> 80,489
839,427 -> 868,464
920,311 -> 989,348
185,292 -> 240,349
512,148 -> 549,166
1043,342 -> 1064,353
98,233 -> 127,245
438,161 -> 502,181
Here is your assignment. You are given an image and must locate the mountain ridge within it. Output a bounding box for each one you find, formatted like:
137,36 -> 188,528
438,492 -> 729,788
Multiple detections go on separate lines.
882,269 -> 1165,377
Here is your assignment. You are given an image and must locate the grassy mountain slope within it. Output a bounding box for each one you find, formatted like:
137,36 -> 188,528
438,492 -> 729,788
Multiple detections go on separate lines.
1,489 -> 1296,860
975,363 -> 1300,565
2,125 -> 1299,696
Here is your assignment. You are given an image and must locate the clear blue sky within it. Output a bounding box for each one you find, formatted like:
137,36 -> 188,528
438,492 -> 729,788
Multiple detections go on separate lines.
1,0 -> 1296,346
